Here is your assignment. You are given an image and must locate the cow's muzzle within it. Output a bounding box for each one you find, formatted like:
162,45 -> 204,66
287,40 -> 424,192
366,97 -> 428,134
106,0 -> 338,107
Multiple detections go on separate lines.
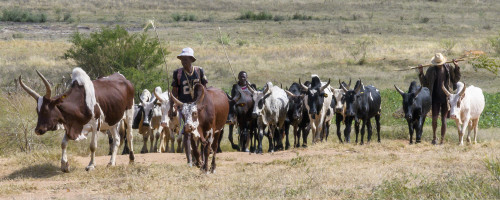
161,122 -> 167,127
335,108 -> 343,113
35,128 -> 46,135
252,113 -> 258,119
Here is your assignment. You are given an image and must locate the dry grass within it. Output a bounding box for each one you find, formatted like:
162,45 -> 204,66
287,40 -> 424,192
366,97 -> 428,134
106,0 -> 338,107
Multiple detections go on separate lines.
1,0 -> 500,198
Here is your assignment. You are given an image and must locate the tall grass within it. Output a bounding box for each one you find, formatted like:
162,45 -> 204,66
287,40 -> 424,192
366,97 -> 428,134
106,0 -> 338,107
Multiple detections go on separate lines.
1,8 -> 47,23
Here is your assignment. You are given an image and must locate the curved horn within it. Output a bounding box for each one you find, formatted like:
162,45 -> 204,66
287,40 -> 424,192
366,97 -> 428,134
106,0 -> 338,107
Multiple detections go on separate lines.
394,85 -> 404,96
153,90 -> 165,103
138,93 -> 145,104
414,86 -> 423,97
441,84 -> 451,97
233,92 -> 242,102
347,78 -> 351,89
459,82 -> 466,97
246,81 -> 256,94
320,78 -> 331,92
195,85 -> 205,105
285,90 -> 296,97
340,79 -> 348,93
298,78 -> 308,91
169,93 -> 184,107
263,83 -> 271,94
36,70 -> 52,98
354,80 -> 363,94
18,75 -> 41,100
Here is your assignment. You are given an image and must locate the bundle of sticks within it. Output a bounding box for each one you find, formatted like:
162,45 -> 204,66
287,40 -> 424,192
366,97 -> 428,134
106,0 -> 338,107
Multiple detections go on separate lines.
394,50 -> 484,71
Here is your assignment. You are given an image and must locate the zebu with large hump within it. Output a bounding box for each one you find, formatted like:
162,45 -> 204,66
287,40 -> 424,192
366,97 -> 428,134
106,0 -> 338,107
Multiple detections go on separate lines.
19,68 -> 135,172
442,82 -> 485,145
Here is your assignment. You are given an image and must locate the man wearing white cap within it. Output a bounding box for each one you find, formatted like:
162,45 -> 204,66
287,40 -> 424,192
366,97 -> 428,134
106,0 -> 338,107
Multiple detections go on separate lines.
418,53 -> 461,145
170,47 -> 208,164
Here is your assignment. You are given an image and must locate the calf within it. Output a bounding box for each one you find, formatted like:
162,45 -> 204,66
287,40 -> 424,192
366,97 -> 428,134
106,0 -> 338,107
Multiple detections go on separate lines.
395,81 -> 431,144
299,75 -> 332,143
153,88 -> 183,153
248,82 -> 288,153
341,80 -> 381,144
442,82 -> 485,145
170,84 -> 229,173
19,68 -> 135,172
284,82 -> 311,148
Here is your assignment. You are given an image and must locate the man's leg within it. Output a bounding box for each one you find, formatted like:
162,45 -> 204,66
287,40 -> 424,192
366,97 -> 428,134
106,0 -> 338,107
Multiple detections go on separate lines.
431,102 -> 440,145
440,103 -> 448,144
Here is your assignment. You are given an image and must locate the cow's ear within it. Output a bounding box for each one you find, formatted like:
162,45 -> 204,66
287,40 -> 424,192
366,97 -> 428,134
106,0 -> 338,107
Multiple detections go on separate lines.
197,105 -> 206,111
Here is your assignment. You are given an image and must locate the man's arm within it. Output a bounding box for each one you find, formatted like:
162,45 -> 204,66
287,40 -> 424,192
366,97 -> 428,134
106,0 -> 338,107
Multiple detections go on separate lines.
418,65 -> 427,87
170,70 -> 179,116
451,59 -> 461,84
200,68 -> 208,86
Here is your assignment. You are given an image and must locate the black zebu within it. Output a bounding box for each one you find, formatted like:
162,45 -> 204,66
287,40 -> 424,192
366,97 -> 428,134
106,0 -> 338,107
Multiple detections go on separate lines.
227,84 -> 257,152
341,80 -> 382,144
284,82 -> 311,148
395,81 -> 431,144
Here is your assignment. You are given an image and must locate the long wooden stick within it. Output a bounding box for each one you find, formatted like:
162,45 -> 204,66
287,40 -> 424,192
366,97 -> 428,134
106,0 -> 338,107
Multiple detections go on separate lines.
149,19 -> 170,92
218,27 -> 238,82
394,57 -> 477,71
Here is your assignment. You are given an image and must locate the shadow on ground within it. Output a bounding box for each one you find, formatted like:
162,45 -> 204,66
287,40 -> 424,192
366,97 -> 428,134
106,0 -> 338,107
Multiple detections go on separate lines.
4,162 -> 61,180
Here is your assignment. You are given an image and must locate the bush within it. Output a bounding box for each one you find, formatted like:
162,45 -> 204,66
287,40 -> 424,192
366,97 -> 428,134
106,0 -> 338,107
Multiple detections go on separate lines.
64,25 -> 169,91
346,36 -> 375,65
292,13 -> 312,20
237,11 -> 273,21
1,8 -> 47,23
171,13 -> 197,22
217,32 -> 231,45
488,31 -> 500,56
420,17 -> 430,23
440,39 -> 456,55
470,55 -> 500,75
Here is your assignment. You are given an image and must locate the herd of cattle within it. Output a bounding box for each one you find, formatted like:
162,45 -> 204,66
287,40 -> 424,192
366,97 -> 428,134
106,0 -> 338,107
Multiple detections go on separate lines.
18,68 -> 486,173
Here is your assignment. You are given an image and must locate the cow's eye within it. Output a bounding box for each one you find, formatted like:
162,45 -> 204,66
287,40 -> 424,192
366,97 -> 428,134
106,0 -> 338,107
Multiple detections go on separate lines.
258,100 -> 264,109
322,93 -> 328,97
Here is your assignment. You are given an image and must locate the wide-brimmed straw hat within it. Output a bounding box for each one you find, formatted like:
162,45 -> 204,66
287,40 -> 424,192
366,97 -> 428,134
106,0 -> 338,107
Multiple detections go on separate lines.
177,47 -> 196,62
430,53 -> 446,66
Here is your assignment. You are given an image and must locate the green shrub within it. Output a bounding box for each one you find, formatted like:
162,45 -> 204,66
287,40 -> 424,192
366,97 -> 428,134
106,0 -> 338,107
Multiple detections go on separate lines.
1,8 -> 47,23
420,17 -> 430,23
237,11 -> 273,21
292,13 -> 312,20
346,36 -> 374,65
64,25 -> 169,91
470,55 -> 499,75
217,32 -> 231,45
172,13 -> 182,22
171,13 -> 197,22
488,31 -> 500,56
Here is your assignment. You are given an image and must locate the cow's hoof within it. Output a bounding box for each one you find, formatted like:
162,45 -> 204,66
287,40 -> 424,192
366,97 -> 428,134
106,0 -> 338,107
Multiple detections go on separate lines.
187,162 -> 193,167
244,149 -> 250,152
107,162 -> 116,167
210,168 -> 216,174
85,164 -> 95,171
61,161 -> 70,173
466,137 -> 471,143
302,144 -> 308,148
140,149 -> 148,154
431,140 -> 437,145
129,153 -> 135,162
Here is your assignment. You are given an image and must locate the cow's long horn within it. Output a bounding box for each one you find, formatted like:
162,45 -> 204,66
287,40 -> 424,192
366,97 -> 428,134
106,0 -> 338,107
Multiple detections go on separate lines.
233,92 -> 242,102
459,82 -> 466,97
36,70 -> 51,98
263,83 -> 271,94
285,90 -> 296,97
153,90 -> 165,103
18,75 -> 41,100
340,80 -> 348,93
414,86 -> 423,97
394,85 -> 404,96
441,84 -> 452,97
320,78 -> 331,92
246,81 -> 256,94
138,93 -> 145,104
299,78 -> 308,91
195,85 -> 205,105
169,93 -> 184,107
347,78 -> 351,89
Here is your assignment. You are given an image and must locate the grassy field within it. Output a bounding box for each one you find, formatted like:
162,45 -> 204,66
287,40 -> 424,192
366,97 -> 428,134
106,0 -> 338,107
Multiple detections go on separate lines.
1,0 -> 500,199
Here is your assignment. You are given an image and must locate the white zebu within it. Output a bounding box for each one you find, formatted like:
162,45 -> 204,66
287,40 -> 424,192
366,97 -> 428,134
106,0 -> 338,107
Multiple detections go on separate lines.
442,82 -> 485,145
135,89 -> 163,153
153,87 -> 183,153
300,75 -> 333,143
248,82 -> 289,153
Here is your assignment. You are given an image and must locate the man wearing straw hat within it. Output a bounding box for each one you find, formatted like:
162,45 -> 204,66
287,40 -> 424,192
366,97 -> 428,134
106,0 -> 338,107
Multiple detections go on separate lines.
418,53 -> 461,145
170,47 -> 208,166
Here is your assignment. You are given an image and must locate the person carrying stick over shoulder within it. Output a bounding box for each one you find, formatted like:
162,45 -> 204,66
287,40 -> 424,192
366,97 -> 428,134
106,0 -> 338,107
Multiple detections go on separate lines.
417,53 -> 461,145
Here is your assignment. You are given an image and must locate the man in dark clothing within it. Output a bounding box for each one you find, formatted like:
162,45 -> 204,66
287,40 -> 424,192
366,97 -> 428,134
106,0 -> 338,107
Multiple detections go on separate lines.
231,71 -> 253,97
418,53 -> 461,145
170,47 -> 208,166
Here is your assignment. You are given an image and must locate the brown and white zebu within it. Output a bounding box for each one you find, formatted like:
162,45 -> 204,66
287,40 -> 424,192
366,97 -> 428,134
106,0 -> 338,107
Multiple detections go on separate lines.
19,68 -> 135,172
442,82 -> 485,145
170,84 -> 229,173
153,87 -> 183,153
